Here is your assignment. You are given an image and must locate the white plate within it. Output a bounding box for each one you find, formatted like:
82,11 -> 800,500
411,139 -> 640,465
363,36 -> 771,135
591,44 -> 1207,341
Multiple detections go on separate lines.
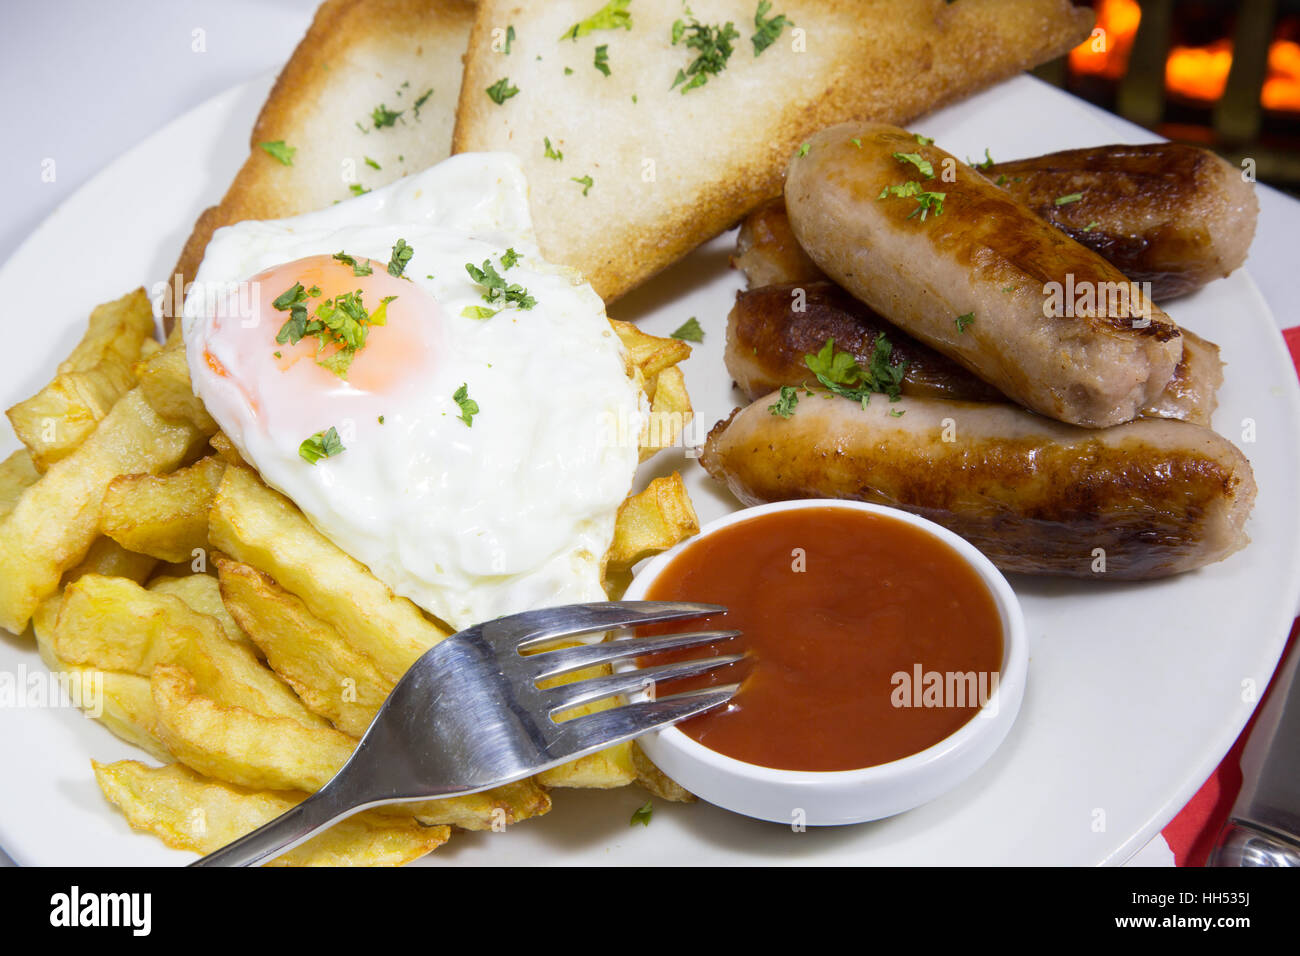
2,73 -> 1298,866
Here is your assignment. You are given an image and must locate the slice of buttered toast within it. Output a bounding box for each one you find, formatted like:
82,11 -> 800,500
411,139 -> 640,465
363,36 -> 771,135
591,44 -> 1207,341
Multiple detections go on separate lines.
170,0 -> 476,316
452,0 -> 1092,302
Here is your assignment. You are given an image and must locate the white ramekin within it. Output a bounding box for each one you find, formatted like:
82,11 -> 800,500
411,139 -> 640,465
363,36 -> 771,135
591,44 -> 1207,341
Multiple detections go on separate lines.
620,498 -> 1028,826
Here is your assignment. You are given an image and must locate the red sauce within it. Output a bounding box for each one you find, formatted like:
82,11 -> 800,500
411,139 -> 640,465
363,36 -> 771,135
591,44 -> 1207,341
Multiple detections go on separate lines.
642,507 -> 1004,772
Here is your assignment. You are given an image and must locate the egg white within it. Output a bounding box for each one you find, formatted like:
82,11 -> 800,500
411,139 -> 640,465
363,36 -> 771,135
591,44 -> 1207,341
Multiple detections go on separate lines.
183,154 -> 646,631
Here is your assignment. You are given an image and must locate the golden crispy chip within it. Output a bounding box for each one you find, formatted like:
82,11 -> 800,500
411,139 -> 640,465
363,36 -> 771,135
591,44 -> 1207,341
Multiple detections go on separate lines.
207,431 -> 246,467
536,658 -> 636,790
639,365 -> 693,462
5,290 -> 156,470
65,536 -> 159,586
209,464 -> 447,684
134,340 -> 218,434
53,574 -> 325,729
147,571 -> 257,656
101,456 -> 226,562
93,760 -> 449,866
0,389 -> 202,634
215,556 -> 390,737
606,473 -> 700,571
610,320 -> 692,382
632,742 -> 695,803
150,665 -> 550,830
0,449 -> 41,520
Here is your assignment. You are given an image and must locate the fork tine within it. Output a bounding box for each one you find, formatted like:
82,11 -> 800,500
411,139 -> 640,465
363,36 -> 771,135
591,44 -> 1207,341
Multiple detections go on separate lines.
548,686 -> 740,757
526,629 -> 742,681
544,653 -> 746,716
478,601 -> 726,653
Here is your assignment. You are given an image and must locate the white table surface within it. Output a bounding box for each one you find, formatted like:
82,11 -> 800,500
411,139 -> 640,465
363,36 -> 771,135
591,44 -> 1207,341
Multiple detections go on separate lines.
2,0 -> 1296,868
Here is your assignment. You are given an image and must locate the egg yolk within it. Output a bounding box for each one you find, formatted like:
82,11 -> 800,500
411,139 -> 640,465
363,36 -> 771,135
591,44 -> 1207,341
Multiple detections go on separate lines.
204,253 -> 438,399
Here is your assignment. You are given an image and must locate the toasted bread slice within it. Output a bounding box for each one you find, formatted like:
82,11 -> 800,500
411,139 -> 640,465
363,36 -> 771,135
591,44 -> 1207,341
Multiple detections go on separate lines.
170,0 -> 476,326
452,0 -> 1092,302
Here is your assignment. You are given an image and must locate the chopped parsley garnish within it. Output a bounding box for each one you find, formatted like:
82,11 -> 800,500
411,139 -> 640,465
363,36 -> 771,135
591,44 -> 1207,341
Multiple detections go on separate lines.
272,283 -> 393,380
349,183 -> 370,196
796,142 -> 810,157
751,1 -> 791,55
914,133 -> 934,146
364,156 -> 381,170
768,385 -> 799,418
671,17 -> 740,93
504,25 -> 516,54
562,0 -> 632,40
851,137 -> 862,148
889,408 -> 906,417
594,44 -> 611,76
500,247 -> 523,269
804,335 -> 907,407
461,305 -> 499,320
969,148 -> 994,170
995,174 -> 1007,186
544,136 -> 564,160
1054,192 -> 1083,206
955,312 -> 975,333
564,66 -> 574,75
486,77 -> 520,104
387,239 -> 414,278
571,174 -> 594,195
299,426 -> 344,464
333,252 -> 373,276
630,801 -> 653,826
259,141 -> 296,166
378,415 -> 385,424
465,256 -> 536,310
1083,220 -> 1099,232
371,104 -> 403,128
878,181 -> 946,220
670,317 -> 704,342
413,88 -> 433,117
453,384 -> 479,426
892,151 -> 934,179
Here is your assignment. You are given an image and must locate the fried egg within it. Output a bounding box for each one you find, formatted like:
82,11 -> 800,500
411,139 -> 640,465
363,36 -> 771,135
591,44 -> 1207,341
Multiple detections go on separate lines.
183,153 -> 645,630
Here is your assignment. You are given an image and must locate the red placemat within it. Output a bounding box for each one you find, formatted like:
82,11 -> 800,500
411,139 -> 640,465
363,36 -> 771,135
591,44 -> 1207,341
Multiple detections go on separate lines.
1160,325 -> 1300,865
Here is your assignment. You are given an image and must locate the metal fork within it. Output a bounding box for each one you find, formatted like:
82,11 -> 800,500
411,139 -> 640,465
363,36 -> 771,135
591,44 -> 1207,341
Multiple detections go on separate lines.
191,601 -> 740,866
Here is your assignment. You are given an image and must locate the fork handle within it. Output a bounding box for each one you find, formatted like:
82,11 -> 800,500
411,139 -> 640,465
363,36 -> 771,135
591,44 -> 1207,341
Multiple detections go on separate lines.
189,783 -> 359,867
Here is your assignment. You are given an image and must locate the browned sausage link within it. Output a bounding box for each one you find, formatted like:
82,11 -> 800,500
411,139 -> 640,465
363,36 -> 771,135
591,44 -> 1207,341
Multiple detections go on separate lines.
732,198 -> 827,289
725,281 -> 1224,424
785,122 -> 1183,428
986,144 -> 1258,301
725,282 -> 1004,403
701,393 -> 1256,580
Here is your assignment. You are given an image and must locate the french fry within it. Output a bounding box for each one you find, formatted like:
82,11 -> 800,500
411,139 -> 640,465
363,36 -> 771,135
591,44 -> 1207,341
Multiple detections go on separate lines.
632,742 -> 695,803
209,465 -> 447,684
536,658 -> 636,790
101,456 -> 225,562
133,338 -> 217,434
215,556 -> 390,737
5,289 -> 156,470
148,571 -> 258,656
93,760 -> 449,866
207,431 -> 246,467
610,320 -> 692,381
639,365 -> 693,462
65,536 -> 159,586
150,665 -> 550,830
0,389 -> 202,634
605,472 -> 700,571
52,574 -> 326,729
0,449 -> 41,520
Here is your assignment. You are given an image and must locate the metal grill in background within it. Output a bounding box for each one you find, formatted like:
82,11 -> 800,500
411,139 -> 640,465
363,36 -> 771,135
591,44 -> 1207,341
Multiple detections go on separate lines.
1033,0 -> 1300,194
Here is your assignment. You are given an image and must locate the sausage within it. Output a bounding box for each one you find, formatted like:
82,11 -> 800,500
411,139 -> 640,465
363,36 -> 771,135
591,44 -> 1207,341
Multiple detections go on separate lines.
700,391 -> 1256,580
986,143 -> 1257,301
725,281 -> 1223,425
784,121 -> 1183,428
733,141 -> 1257,302
732,198 -> 826,289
